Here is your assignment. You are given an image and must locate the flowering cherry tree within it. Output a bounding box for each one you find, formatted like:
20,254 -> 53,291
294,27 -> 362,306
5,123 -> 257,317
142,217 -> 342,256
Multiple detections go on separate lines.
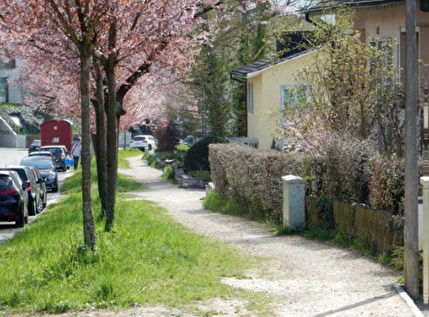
0,0 -> 284,247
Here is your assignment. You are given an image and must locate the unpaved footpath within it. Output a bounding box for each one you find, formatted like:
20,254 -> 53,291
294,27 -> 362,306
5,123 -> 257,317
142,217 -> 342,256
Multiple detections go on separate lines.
120,156 -> 414,317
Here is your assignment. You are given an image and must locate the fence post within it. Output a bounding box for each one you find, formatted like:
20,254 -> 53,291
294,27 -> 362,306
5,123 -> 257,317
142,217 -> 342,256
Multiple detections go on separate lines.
282,175 -> 305,231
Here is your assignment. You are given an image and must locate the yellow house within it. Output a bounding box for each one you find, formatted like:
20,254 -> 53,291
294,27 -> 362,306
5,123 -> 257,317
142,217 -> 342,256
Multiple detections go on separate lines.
231,0 -> 429,150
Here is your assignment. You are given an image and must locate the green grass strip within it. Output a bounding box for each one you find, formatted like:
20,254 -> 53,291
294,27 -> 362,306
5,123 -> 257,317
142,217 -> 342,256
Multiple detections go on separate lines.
0,193 -> 250,313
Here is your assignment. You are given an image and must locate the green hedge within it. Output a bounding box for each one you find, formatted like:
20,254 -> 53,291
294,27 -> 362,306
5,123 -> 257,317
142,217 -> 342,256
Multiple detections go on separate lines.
209,142 -> 408,220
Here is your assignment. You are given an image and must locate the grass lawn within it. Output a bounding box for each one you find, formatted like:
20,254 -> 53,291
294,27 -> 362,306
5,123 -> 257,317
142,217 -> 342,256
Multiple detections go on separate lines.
0,154 -> 259,314
61,150 -> 145,194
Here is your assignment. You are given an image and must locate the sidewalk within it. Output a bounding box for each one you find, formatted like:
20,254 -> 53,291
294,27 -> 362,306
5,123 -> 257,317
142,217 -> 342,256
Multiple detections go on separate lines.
120,156 -> 414,317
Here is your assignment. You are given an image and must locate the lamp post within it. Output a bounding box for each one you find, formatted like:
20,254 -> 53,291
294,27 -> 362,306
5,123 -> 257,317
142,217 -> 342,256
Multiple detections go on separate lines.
404,0 -> 420,301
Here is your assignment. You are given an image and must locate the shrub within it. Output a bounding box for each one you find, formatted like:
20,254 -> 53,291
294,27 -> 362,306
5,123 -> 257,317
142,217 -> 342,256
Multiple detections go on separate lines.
209,144 -> 302,221
143,153 -> 163,169
306,135 -> 374,205
153,120 -> 181,152
209,140 -> 407,221
162,166 -> 175,180
203,191 -> 245,217
368,154 -> 404,216
188,170 -> 211,182
176,144 -> 190,152
184,136 -> 227,172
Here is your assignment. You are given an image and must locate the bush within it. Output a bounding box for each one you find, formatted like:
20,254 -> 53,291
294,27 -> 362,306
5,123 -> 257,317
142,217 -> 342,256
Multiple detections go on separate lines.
153,120 -> 181,152
184,136 -> 227,172
162,165 -> 175,180
368,154 -> 404,215
203,191 -> 245,217
143,153 -> 163,169
209,140 -> 407,221
188,170 -> 211,182
209,144 -> 302,221
305,135 -> 374,205
155,145 -> 189,168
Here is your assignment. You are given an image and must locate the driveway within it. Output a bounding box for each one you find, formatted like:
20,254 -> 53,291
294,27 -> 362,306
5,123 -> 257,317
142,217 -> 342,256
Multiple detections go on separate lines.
119,156 -> 414,317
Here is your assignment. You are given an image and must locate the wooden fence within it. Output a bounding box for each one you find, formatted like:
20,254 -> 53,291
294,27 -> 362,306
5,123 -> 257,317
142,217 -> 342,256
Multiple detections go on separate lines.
306,196 -> 404,254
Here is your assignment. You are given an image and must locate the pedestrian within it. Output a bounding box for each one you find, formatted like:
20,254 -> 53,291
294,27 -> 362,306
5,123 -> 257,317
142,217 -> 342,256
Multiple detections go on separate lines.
71,139 -> 82,170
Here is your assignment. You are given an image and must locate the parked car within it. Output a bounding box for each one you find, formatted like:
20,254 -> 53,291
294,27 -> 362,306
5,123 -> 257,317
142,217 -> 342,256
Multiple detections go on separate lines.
0,171 -> 28,227
20,156 -> 58,193
0,166 -> 41,216
130,135 -> 157,152
28,140 -> 41,154
29,151 -> 53,159
40,145 -> 68,171
183,135 -> 195,146
29,167 -> 47,208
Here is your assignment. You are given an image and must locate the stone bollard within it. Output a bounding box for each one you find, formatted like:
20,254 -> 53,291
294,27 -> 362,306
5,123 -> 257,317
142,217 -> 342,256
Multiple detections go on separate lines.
282,175 -> 305,231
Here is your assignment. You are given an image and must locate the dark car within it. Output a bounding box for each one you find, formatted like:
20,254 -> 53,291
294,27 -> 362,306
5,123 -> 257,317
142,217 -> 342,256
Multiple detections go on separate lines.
28,140 -> 41,154
0,171 -> 28,227
21,156 -> 58,193
29,167 -> 47,209
40,146 -> 67,171
0,166 -> 42,216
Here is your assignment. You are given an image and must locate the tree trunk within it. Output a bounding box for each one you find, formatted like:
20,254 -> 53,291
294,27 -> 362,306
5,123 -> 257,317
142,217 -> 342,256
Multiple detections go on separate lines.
79,50 -> 96,249
104,21 -> 119,232
93,59 -> 108,218
104,57 -> 118,232
404,0 -> 420,300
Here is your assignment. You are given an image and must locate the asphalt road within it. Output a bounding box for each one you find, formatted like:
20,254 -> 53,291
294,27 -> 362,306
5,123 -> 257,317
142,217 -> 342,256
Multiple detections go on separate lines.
0,147 -> 73,244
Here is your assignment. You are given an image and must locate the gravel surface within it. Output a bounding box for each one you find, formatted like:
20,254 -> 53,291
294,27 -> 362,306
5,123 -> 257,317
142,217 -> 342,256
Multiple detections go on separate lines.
118,156 -> 416,317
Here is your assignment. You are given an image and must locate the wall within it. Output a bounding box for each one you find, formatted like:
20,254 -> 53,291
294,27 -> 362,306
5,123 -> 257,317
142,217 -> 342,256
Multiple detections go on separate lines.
0,116 -> 30,148
0,59 -> 23,104
0,117 -> 17,147
118,132 -> 133,148
353,4 -> 429,80
247,52 -> 315,149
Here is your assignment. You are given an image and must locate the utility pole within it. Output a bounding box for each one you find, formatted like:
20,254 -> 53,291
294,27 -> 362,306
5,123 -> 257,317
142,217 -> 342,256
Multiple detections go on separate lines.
404,0 -> 420,300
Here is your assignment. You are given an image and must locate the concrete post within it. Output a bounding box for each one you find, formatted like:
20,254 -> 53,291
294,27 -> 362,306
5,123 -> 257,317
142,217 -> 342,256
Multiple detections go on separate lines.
282,175 -> 305,231
404,0 -> 420,299
421,176 -> 429,304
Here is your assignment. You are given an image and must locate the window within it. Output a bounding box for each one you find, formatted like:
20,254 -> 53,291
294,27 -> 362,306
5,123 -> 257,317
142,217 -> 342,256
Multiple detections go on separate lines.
279,85 -> 307,152
247,82 -> 254,113
0,78 -> 7,104
0,58 -> 16,70
280,85 -> 306,116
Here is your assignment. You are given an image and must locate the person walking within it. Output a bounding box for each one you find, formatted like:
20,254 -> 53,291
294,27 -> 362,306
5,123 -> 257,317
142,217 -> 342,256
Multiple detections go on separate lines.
71,139 -> 82,170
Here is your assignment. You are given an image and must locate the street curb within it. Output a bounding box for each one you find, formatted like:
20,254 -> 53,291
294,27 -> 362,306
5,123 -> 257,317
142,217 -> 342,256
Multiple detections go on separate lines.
393,284 -> 424,317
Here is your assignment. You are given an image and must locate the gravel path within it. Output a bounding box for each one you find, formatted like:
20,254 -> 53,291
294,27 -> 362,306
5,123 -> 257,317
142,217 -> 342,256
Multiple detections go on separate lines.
120,156 -> 414,317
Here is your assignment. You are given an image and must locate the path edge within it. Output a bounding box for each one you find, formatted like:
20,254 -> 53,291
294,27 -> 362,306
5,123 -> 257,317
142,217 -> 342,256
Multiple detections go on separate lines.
393,283 -> 424,317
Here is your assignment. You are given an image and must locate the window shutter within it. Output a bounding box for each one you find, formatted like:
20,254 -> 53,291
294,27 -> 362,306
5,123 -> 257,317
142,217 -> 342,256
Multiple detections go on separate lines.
247,82 -> 254,113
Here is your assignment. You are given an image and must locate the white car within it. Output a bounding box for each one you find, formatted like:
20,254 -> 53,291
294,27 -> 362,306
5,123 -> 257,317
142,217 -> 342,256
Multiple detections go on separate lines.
129,135 -> 157,151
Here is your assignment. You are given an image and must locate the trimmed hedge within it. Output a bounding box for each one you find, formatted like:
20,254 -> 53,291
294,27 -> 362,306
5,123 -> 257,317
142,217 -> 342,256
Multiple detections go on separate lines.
209,143 -> 408,220
209,143 -> 407,252
209,144 -> 302,220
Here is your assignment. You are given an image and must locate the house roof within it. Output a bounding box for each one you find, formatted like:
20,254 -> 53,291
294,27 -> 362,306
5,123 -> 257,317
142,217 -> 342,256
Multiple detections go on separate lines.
306,0 -> 404,13
230,31 -> 311,80
230,50 -> 310,79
